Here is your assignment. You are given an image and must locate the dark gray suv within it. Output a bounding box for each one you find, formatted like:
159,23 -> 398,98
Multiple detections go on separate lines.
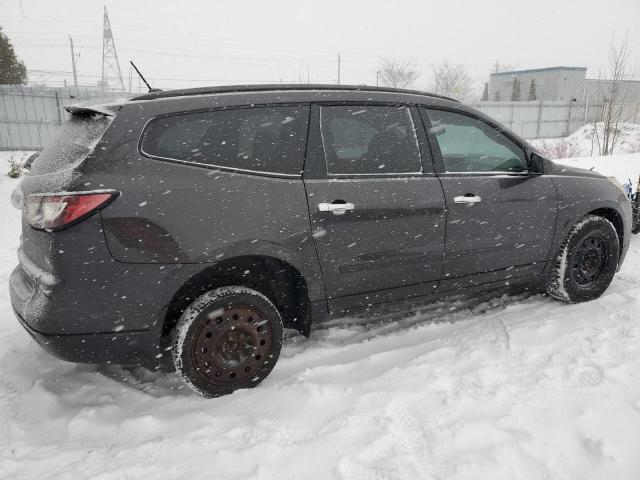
10,85 -> 632,397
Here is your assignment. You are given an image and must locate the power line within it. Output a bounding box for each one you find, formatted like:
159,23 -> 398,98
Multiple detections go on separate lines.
26,69 -> 316,86
16,40 -> 500,74
6,27 -> 501,69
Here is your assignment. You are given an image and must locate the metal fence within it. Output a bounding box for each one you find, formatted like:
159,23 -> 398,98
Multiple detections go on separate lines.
0,85 -> 117,151
472,100 -> 640,139
2,85 -> 640,150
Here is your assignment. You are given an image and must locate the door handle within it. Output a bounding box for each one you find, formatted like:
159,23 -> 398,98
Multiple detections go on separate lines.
454,194 -> 482,205
318,202 -> 355,215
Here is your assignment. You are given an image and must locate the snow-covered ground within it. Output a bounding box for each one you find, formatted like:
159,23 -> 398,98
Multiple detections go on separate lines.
1,169 -> 640,479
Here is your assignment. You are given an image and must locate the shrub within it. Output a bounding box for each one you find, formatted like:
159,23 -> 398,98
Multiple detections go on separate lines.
6,153 -> 26,178
536,138 -> 584,159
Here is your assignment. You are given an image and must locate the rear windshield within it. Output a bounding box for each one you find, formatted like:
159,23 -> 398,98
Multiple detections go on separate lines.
29,114 -> 112,175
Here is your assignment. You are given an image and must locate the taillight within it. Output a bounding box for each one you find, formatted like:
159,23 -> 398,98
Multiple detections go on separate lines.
26,190 -> 120,231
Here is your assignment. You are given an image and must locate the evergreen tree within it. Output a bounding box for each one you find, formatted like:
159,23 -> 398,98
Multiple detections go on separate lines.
510,77 -> 521,101
528,79 -> 537,101
494,89 -> 500,101
481,82 -> 489,101
0,27 -> 27,85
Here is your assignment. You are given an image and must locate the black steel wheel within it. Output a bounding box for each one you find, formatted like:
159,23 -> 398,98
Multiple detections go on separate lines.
172,286 -> 283,397
547,215 -> 619,303
572,236 -> 608,285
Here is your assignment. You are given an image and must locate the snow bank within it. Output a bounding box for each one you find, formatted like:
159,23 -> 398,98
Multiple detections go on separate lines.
1,163 -> 640,479
531,122 -> 640,159
567,122 -> 640,156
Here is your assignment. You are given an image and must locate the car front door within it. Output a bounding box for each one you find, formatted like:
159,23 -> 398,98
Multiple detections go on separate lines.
420,107 -> 558,289
304,103 -> 446,314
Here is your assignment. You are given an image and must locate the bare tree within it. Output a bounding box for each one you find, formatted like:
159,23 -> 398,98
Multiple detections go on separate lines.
430,60 -> 475,102
292,64 -> 313,84
378,58 -> 419,89
593,35 -> 635,155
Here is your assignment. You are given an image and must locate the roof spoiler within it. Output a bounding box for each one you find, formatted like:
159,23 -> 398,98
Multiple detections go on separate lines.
65,97 -> 130,116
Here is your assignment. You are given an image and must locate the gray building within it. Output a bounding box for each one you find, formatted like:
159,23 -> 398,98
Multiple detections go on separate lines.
583,78 -> 640,125
584,78 -> 640,102
489,66 -> 587,102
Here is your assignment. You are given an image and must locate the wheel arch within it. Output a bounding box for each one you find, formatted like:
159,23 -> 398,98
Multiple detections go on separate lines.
161,254 -> 312,344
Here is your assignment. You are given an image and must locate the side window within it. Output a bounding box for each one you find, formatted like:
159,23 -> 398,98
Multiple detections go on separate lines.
424,108 -> 526,173
141,105 -> 308,175
319,105 -> 421,175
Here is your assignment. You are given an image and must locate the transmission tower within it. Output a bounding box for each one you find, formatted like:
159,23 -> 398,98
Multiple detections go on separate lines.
101,6 -> 125,92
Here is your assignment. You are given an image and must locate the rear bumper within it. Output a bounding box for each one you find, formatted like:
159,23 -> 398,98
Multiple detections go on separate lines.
13,305 -> 161,367
9,259 -> 169,369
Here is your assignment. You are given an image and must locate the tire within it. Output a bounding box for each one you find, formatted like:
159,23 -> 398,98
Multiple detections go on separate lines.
546,214 -> 619,303
172,286 -> 284,397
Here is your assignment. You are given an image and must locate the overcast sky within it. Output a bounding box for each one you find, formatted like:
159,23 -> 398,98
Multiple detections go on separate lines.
1,0 -> 639,93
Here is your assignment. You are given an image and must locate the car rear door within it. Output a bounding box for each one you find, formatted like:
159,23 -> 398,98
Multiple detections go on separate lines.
419,107 -> 558,289
303,103 -> 446,314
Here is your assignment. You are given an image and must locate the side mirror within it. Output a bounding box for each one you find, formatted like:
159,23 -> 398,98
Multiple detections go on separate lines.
528,152 -> 545,174
429,125 -> 446,136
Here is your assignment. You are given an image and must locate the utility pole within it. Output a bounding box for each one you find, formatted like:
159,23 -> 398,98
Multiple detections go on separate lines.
337,52 -> 341,85
376,70 -> 380,87
69,36 -> 78,89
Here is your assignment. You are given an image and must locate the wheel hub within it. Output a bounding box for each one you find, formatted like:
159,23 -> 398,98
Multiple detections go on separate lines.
217,328 -> 256,366
190,304 -> 272,385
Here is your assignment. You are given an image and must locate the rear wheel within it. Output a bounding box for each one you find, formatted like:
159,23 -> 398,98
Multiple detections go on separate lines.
546,215 -> 619,303
172,286 -> 283,397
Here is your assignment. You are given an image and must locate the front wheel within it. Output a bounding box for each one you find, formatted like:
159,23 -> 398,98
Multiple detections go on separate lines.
546,215 -> 619,303
172,286 -> 284,397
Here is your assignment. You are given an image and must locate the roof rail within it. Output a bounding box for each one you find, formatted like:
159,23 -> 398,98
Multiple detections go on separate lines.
130,83 -> 459,103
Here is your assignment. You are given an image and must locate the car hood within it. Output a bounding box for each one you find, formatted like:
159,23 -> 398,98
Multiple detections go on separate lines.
544,159 -> 606,179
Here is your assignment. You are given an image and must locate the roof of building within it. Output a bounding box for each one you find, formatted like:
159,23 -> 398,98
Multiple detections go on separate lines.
491,66 -> 587,76
130,83 -> 459,102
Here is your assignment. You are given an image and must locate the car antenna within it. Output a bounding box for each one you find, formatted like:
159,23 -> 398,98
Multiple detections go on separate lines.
130,60 -> 162,93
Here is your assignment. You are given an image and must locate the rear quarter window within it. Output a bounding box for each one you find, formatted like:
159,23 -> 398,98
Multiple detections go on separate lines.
140,105 -> 309,175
